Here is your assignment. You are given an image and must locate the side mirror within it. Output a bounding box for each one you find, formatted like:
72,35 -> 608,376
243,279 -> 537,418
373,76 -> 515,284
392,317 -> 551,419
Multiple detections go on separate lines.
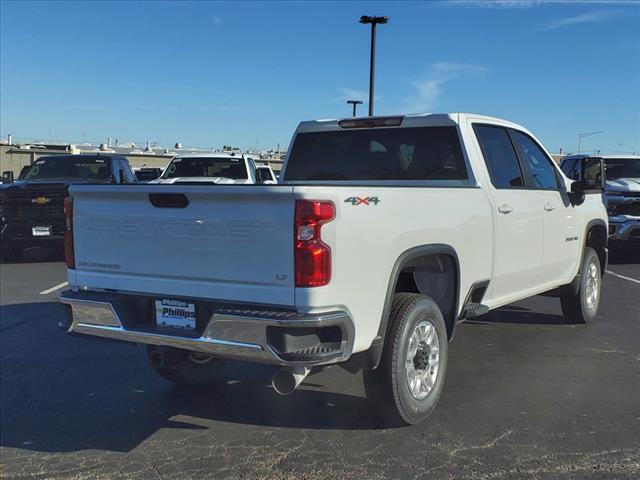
570,157 -> 605,194
2,171 -> 14,184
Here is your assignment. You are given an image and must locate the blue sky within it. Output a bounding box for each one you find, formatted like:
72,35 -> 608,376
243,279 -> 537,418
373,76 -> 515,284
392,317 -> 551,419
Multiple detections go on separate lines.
1,0 -> 639,154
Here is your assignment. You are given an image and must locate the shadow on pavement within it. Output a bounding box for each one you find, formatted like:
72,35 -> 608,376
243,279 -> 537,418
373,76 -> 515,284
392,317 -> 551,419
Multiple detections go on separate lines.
0,302 -> 388,455
608,245 -> 640,265
467,304 -> 570,326
1,247 -> 64,265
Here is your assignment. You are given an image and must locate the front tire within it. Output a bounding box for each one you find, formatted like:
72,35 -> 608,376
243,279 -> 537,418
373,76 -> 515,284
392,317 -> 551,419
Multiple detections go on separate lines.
561,247 -> 601,324
147,346 -> 224,385
364,293 -> 448,426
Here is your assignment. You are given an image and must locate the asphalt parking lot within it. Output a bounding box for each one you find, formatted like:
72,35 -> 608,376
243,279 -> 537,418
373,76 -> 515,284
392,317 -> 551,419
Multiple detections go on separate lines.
1,247 -> 639,480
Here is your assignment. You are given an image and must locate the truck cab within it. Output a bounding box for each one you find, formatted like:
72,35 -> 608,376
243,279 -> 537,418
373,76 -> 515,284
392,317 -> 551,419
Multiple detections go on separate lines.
152,153 -> 265,185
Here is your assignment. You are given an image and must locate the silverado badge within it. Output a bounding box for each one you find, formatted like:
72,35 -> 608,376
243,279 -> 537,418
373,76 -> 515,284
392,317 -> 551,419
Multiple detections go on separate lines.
31,197 -> 51,205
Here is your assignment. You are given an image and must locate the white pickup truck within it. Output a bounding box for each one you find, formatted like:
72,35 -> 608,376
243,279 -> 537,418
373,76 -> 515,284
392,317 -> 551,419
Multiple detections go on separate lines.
152,153 -> 274,185
60,113 -> 608,425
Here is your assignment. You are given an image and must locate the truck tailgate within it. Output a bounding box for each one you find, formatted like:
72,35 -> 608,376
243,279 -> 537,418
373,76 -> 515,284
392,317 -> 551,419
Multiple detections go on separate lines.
69,185 -> 296,306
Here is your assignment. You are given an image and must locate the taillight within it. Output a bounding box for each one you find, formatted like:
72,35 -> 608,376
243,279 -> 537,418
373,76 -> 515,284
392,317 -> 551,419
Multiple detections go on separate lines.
64,197 -> 75,269
295,200 -> 334,287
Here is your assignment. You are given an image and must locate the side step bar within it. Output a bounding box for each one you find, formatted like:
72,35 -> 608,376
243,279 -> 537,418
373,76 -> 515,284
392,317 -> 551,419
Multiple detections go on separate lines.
463,302 -> 489,319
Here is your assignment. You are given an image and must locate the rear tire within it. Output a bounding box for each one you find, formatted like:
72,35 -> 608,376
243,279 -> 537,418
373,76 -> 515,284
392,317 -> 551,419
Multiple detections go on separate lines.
147,346 -> 223,385
363,293 -> 448,426
560,247 -> 601,324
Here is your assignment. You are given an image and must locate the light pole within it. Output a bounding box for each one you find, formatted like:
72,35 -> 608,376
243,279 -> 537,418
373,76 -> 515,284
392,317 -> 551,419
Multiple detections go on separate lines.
347,99 -> 363,117
577,130 -> 604,154
359,15 -> 388,117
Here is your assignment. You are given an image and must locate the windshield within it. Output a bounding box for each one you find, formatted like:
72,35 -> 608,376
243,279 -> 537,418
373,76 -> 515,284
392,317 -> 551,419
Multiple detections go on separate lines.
284,126 -> 467,181
162,157 -> 248,180
23,157 -> 111,181
605,158 -> 640,180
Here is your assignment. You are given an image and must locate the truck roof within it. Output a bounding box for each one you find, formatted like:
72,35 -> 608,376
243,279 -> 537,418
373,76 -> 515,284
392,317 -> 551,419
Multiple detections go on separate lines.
173,153 -> 250,159
562,154 -> 640,161
599,154 -> 640,160
36,153 -> 127,161
296,113 -> 529,133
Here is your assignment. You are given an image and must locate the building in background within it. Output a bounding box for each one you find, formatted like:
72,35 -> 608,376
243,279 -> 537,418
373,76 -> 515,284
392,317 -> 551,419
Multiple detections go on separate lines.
0,137 -> 285,178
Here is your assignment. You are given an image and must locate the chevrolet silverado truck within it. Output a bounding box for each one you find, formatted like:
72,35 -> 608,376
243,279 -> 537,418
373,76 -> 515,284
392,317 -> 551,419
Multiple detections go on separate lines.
152,153 -> 270,185
59,114 -> 608,425
561,154 -> 640,244
0,153 -> 136,260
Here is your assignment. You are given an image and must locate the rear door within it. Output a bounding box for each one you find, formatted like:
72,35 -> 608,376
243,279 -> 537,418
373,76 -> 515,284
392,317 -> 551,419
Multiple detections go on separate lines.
70,185 -> 296,306
473,124 -> 544,301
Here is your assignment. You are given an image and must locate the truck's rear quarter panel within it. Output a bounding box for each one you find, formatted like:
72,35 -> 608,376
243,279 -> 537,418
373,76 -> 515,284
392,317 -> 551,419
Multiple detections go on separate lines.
292,185 -> 493,352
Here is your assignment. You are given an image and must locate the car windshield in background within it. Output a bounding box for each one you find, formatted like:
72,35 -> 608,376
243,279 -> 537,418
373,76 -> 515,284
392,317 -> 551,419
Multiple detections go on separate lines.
162,157 -> 248,180
605,158 -> 640,180
23,157 -> 111,181
284,126 -> 468,181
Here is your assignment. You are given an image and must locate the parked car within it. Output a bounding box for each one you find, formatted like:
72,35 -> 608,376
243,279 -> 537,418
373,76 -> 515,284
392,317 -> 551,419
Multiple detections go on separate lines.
60,113 -> 607,425
152,153 -> 267,184
133,167 -> 162,182
0,154 -> 136,259
561,154 -> 639,243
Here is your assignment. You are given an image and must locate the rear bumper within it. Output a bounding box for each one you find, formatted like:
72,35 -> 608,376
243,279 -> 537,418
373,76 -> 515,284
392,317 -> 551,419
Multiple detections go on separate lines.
1,222 -> 65,249
608,216 -> 640,242
59,290 -> 354,367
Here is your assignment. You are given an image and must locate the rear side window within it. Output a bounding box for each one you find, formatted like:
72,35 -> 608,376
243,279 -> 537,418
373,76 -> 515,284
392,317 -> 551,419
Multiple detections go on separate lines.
284,126 -> 468,181
511,131 -> 560,190
474,125 -> 524,189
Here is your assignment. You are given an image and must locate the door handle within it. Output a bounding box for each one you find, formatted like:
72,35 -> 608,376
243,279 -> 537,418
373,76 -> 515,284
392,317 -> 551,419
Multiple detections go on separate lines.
544,203 -> 556,212
498,204 -> 513,214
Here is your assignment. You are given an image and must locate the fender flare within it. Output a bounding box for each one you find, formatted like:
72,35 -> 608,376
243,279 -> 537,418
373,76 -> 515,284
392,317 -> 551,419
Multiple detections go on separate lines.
583,218 -> 608,274
364,244 -> 460,370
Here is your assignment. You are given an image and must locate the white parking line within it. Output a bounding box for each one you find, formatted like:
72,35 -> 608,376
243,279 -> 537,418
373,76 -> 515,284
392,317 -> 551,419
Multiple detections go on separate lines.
606,270 -> 640,285
39,282 -> 69,295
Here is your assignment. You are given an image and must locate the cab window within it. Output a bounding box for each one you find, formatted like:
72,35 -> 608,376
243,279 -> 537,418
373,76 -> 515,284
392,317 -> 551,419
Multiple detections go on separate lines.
511,131 -> 561,190
474,125 -> 524,189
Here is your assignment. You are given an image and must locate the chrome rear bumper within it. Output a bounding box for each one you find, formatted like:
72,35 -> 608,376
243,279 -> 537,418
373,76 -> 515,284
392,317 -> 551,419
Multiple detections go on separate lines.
59,290 -> 354,367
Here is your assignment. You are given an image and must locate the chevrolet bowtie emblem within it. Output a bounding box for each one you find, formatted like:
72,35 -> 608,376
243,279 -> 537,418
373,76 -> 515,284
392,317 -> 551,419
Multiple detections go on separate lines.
31,197 -> 51,205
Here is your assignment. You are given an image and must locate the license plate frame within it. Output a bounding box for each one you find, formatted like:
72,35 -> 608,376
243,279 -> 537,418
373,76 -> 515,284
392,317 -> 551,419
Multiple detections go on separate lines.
155,299 -> 196,330
32,226 -> 52,237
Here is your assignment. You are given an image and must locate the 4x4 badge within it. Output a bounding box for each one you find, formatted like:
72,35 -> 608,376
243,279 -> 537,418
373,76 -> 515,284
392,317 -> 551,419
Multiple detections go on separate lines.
344,196 -> 380,206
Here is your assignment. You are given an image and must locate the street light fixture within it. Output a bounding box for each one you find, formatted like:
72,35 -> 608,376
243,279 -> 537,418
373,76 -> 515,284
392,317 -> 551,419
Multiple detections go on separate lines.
359,15 -> 388,117
347,99 -> 363,117
577,130 -> 604,154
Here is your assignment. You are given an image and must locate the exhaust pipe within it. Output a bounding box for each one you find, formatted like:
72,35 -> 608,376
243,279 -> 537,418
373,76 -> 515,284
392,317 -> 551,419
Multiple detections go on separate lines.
272,366 -> 311,396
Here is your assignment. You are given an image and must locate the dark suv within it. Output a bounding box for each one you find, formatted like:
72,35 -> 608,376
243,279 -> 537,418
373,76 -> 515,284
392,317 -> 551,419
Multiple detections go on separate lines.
0,154 -> 136,259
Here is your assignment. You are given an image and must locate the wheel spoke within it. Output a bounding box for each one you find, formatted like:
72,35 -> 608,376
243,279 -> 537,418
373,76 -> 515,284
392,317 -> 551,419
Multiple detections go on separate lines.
418,323 -> 427,342
412,374 -> 422,397
425,372 -> 434,390
425,324 -> 435,344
